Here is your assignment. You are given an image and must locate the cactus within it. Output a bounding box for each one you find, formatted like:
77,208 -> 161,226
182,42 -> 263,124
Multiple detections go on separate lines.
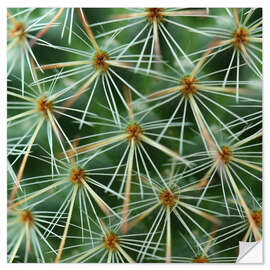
7,8 -> 262,263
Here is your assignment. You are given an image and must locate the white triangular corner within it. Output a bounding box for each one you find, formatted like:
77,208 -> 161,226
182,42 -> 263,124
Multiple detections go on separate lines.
236,240 -> 263,263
